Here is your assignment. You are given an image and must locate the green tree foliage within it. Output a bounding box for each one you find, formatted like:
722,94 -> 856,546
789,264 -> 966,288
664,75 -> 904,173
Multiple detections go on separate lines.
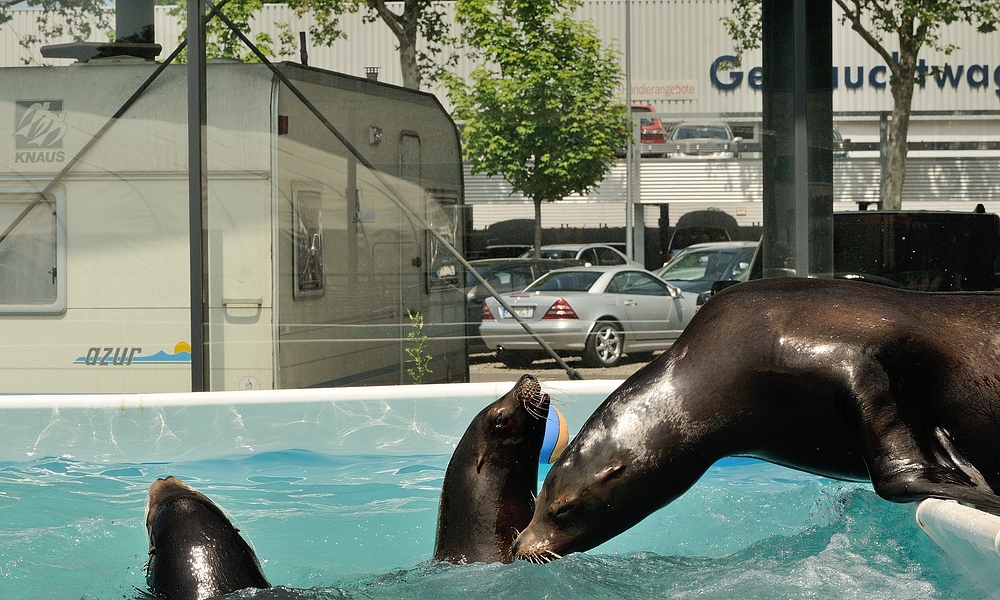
445,0 -> 630,256
2,0 -> 272,64
170,0 -> 277,63
723,0 -> 1000,210
3,0 -> 113,65
3,0 -> 452,85
282,0 -> 456,89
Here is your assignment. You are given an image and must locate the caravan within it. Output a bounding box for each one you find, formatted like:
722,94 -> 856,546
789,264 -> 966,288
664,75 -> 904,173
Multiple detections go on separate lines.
0,61 -> 468,392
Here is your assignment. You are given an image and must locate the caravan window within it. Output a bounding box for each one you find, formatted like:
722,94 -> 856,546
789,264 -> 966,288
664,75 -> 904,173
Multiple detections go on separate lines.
292,187 -> 325,299
0,189 -> 66,314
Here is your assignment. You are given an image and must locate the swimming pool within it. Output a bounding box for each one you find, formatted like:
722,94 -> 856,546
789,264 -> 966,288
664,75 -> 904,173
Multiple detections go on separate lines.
0,382 -> 989,598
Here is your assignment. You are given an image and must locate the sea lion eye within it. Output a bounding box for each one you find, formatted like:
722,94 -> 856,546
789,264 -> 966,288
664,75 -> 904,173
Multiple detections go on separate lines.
550,496 -> 575,519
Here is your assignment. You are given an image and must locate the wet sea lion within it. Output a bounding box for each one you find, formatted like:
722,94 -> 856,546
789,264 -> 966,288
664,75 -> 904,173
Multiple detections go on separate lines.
145,476 -> 270,599
434,374 -> 551,564
513,278 -> 1000,562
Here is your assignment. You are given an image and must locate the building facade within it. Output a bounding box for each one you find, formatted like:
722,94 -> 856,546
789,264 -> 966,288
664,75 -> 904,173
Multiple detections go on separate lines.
4,0 -> 999,231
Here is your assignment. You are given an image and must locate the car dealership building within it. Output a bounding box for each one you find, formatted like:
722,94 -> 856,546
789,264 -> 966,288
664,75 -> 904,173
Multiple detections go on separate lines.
5,0 -> 999,233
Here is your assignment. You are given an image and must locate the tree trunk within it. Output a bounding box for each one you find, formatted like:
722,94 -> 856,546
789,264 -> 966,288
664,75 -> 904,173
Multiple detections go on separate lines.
882,46 -> 918,210
371,0 -> 422,90
397,29 -> 421,90
533,196 -> 543,259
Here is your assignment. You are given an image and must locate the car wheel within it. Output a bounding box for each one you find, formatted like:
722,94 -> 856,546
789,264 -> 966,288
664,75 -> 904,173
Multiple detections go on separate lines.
497,348 -> 538,369
582,321 -> 624,368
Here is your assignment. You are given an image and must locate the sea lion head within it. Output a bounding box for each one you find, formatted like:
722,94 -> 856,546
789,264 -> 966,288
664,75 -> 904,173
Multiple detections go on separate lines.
513,372 -> 710,562
467,373 -> 551,474
433,373 -> 552,564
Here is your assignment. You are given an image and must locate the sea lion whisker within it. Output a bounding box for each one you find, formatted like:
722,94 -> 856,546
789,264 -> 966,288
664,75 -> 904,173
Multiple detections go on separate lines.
526,404 -> 545,420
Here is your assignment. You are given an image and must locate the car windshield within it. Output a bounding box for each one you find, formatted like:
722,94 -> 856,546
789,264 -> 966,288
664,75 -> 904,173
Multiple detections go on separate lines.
659,248 -> 752,282
671,125 -> 731,140
525,270 -> 603,292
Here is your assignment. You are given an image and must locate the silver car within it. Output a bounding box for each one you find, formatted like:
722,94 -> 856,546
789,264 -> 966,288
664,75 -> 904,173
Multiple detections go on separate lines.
518,243 -> 643,268
480,265 -> 698,368
666,122 -> 741,159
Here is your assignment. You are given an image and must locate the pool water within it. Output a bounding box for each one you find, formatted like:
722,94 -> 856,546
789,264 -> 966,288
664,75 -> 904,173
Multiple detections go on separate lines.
0,451 -> 987,599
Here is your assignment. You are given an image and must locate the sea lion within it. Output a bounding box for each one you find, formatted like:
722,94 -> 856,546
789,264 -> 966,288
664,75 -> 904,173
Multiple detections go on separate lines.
145,476 -> 270,599
513,277 -> 1000,562
434,373 -> 551,564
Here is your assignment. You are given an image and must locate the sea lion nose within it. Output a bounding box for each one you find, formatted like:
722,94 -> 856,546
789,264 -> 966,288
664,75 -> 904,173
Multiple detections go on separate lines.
510,537 -> 522,557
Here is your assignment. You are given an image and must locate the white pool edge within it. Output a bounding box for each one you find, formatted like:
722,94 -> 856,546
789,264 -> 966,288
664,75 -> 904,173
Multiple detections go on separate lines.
0,379 -> 625,409
916,498 -> 1000,593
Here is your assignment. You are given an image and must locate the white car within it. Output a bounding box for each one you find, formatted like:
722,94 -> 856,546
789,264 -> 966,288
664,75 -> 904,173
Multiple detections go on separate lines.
666,122 -> 741,159
480,265 -> 698,368
518,243 -> 643,268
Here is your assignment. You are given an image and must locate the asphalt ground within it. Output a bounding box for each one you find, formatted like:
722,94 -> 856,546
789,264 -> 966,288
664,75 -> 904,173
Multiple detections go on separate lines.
467,351 -> 656,383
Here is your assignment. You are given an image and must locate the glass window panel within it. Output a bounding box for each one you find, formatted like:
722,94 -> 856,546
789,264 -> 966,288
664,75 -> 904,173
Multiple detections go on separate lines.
0,190 -> 65,313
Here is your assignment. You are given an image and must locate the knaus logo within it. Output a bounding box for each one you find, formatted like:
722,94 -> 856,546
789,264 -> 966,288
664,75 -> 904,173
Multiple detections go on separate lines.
14,100 -> 67,164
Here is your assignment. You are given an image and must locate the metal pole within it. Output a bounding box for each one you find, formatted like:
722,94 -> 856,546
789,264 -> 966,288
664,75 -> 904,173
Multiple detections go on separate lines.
793,0 -> 809,276
879,112 -> 888,209
624,0 -> 633,259
188,0 -> 208,391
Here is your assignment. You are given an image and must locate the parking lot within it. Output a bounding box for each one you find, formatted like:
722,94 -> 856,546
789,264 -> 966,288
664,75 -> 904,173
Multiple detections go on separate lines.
468,351 -> 656,383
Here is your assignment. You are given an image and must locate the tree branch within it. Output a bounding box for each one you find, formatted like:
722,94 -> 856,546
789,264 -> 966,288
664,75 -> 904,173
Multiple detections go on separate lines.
367,0 -> 406,40
834,0 -> 898,73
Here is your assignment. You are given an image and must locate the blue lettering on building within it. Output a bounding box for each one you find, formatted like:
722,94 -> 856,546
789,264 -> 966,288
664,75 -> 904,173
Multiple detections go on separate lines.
968,64 -> 989,88
868,65 -> 887,89
711,54 -> 1000,97
710,55 -> 742,91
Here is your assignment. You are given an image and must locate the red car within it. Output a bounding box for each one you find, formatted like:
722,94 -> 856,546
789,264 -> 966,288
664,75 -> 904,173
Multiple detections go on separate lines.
617,104 -> 668,157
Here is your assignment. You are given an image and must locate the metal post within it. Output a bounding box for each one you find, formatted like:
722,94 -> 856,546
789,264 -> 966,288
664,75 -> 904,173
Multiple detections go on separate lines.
879,112 -> 888,208
116,0 -> 155,44
624,0 -> 633,259
187,0 -> 208,391
792,0 -> 809,276
761,0 -> 833,279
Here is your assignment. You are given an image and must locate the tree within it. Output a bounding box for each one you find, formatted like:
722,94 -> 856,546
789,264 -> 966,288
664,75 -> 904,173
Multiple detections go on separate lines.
1,0 -> 273,64
282,0 -> 456,89
444,0 -> 630,257
3,0 -> 113,65
170,0 -> 278,63
3,0 -> 452,87
724,0 -> 1000,210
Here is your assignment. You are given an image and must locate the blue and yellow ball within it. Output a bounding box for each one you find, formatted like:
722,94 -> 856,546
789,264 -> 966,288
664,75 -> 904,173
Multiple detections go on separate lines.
540,407 -> 569,464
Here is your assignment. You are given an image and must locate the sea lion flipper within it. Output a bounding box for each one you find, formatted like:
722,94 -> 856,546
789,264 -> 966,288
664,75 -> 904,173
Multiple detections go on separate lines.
862,416 -> 1000,512
932,427 -> 992,491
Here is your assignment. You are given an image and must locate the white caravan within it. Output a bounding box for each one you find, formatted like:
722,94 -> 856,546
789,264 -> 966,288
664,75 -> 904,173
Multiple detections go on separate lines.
0,61 -> 468,392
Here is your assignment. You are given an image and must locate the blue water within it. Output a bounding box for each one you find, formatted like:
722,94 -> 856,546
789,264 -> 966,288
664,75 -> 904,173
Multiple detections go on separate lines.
0,451 -> 987,599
